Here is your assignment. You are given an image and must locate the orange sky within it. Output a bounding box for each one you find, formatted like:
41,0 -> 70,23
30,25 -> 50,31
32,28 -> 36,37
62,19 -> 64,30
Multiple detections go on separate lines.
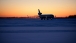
0,0 -> 76,17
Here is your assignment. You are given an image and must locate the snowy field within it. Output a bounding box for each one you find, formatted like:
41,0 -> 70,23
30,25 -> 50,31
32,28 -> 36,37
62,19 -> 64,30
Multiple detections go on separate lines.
0,18 -> 76,43
0,18 -> 76,27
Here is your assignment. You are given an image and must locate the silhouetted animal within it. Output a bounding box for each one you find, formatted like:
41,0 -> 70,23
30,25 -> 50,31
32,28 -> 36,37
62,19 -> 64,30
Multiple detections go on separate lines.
38,9 -> 54,20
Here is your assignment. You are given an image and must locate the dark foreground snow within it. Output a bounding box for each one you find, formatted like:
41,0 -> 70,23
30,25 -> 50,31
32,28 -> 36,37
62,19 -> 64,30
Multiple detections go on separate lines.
0,19 -> 76,43
0,27 -> 76,43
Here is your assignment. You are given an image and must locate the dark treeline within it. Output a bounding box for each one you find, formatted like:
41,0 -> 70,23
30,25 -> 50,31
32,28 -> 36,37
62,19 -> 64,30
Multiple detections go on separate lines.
0,15 -> 76,19
68,15 -> 76,18
0,17 -> 27,19
0,17 -> 39,19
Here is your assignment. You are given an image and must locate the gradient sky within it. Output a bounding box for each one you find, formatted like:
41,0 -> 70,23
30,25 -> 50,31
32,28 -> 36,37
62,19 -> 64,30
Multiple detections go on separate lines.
0,0 -> 76,17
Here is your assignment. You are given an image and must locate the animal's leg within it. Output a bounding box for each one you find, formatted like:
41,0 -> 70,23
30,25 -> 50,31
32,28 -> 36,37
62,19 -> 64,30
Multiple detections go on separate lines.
43,18 -> 45,20
41,18 -> 43,20
47,18 -> 49,20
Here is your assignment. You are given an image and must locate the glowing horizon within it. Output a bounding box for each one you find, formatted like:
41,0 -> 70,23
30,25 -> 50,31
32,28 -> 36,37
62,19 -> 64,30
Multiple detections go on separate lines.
0,0 -> 76,17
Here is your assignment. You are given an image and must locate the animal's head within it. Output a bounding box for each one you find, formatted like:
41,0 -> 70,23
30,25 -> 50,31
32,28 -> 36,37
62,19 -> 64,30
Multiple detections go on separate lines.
38,9 -> 42,15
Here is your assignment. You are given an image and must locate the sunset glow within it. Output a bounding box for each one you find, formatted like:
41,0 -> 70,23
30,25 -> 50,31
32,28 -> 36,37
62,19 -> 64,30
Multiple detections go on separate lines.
0,0 -> 76,17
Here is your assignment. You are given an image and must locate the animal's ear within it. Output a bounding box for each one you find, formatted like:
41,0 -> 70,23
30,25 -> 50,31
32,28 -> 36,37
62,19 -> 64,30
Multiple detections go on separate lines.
38,9 -> 40,11
38,9 -> 39,12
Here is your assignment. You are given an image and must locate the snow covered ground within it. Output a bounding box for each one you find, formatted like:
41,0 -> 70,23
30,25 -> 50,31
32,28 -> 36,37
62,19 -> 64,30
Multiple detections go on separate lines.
0,18 -> 76,43
0,18 -> 76,27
